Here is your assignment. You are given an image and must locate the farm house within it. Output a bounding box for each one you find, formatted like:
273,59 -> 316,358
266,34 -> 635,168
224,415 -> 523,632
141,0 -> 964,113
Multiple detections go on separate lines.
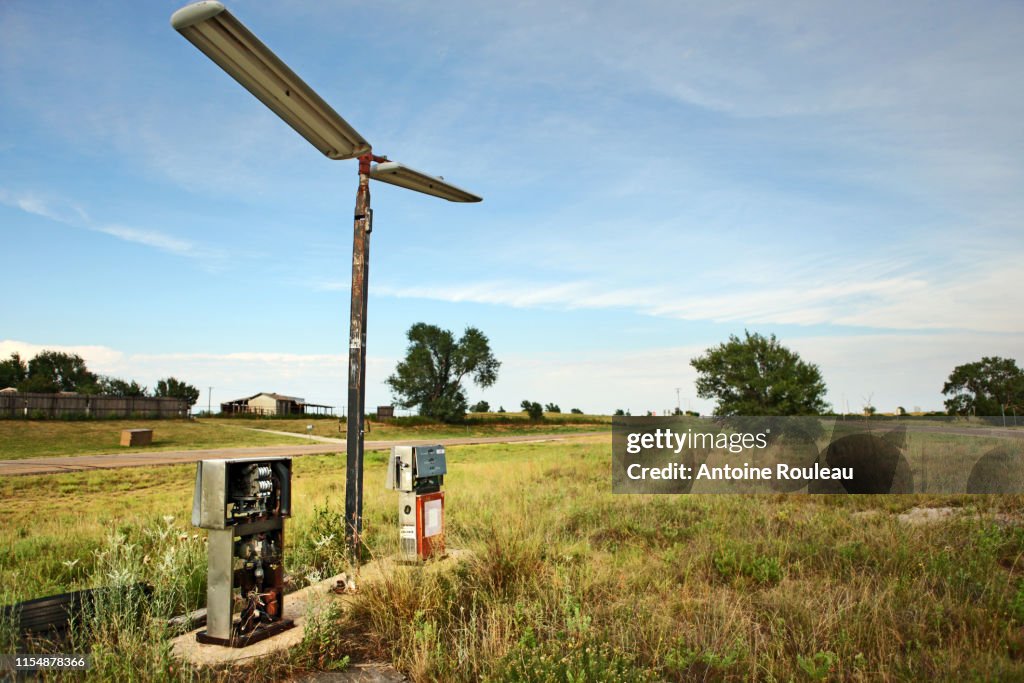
219,392 -> 334,416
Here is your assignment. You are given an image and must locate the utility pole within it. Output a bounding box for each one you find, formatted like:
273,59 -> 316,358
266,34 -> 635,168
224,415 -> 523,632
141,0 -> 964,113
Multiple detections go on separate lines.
675,387 -> 681,415
208,386 -> 213,416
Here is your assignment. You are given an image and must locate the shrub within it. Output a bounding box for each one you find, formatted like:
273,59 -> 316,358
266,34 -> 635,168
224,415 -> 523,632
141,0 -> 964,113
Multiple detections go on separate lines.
521,401 -> 543,421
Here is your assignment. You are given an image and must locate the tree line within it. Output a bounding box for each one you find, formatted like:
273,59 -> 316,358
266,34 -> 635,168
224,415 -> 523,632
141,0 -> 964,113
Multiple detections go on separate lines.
385,323 -> 1024,421
0,351 -> 201,406
690,331 -> 1023,418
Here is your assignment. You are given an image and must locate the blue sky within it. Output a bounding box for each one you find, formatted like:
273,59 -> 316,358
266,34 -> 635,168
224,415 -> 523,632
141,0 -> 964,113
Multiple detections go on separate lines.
1,0 -> 1021,415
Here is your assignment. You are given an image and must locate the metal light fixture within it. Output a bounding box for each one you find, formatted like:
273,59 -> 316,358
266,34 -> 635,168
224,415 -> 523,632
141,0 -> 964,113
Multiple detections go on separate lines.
171,1 -> 482,561
171,1 -> 369,160
371,162 -> 481,203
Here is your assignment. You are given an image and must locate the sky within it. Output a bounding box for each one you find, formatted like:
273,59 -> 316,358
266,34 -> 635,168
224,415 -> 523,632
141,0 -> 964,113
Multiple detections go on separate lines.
1,0 -> 1021,416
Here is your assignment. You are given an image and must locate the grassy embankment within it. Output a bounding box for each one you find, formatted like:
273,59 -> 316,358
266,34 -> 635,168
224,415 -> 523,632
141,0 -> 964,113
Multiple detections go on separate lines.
206,411 -> 610,441
0,419 -> 305,460
3,430 -> 1024,680
0,412 -> 610,461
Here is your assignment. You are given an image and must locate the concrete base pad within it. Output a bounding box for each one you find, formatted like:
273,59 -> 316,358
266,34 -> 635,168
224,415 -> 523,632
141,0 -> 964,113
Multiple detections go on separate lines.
294,663 -> 407,682
170,549 -> 471,669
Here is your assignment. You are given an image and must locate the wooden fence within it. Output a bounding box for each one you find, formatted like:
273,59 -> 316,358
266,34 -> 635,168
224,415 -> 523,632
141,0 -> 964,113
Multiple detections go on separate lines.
0,392 -> 188,419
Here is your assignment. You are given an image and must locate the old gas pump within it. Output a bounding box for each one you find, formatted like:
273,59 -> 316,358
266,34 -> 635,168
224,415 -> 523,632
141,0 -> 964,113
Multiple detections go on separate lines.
385,445 -> 446,561
191,457 -> 294,646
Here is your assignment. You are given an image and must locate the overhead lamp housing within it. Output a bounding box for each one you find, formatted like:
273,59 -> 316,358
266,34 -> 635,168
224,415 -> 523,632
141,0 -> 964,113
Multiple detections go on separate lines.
370,162 -> 482,203
171,1 -> 370,160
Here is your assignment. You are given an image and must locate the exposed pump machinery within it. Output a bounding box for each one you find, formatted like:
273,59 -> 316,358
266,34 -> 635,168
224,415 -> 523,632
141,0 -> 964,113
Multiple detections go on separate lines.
385,445 -> 446,561
191,457 -> 294,646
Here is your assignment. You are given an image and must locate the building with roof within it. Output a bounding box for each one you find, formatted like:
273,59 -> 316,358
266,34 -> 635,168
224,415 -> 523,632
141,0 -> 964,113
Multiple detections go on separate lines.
220,392 -> 334,416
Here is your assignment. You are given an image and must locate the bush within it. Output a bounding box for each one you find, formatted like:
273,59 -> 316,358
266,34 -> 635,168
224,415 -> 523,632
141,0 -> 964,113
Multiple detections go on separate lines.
521,401 -> 543,421
470,400 -> 490,413
544,403 -> 561,413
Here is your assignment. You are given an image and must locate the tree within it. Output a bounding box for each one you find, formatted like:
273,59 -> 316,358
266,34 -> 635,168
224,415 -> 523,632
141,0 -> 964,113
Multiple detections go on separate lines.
613,409 -> 625,416
470,400 -> 490,413
942,356 -> 1023,417
544,403 -> 561,413
570,408 -> 583,414
155,377 -> 200,407
99,376 -> 148,397
497,406 -> 506,413
20,350 -> 99,393
0,352 -> 27,389
386,323 -> 501,423
690,331 -> 828,416
521,400 -> 543,421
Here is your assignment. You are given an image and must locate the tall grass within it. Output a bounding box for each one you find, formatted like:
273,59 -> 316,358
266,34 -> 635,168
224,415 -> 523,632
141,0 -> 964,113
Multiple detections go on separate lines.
4,440 -> 1024,680
323,442 -> 1024,681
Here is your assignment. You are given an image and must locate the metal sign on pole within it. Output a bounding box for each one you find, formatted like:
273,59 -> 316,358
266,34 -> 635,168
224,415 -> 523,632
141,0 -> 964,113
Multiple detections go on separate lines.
171,1 -> 481,563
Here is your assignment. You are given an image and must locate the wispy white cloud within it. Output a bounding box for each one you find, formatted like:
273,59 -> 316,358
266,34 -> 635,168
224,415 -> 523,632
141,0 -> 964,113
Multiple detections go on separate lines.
0,189 -> 219,262
376,250 -> 1024,333
377,281 -> 658,310
95,224 -> 195,256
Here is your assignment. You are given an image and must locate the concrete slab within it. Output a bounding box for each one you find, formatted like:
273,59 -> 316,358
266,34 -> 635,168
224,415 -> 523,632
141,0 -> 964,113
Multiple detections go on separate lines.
293,663 -> 407,682
170,549 -> 472,669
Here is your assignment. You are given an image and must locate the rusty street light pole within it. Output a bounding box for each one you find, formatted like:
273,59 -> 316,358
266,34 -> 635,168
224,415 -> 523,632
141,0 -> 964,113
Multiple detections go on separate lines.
172,1 -> 482,565
345,154 -> 373,558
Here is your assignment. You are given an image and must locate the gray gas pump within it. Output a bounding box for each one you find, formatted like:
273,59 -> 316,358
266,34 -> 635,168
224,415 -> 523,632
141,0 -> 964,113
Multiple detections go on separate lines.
191,456 -> 294,646
385,445 -> 446,561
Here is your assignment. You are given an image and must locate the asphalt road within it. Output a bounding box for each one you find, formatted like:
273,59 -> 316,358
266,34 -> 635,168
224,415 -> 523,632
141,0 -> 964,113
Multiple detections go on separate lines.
0,432 -> 608,476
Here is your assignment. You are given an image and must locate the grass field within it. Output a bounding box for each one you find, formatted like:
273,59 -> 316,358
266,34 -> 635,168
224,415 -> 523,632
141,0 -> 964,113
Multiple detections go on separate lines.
0,419 -> 308,460
206,411 -> 609,441
0,414 -> 609,461
3,433 -> 1024,681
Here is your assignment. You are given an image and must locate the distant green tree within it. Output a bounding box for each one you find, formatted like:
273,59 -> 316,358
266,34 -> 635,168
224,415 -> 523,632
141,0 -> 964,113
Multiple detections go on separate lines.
470,400 -> 491,413
99,376 -> 148,397
544,403 -> 561,413
613,408 -> 625,416
0,352 -> 28,389
497,406 -> 506,413
570,408 -> 583,414
20,350 -> 99,393
942,356 -> 1023,417
690,331 -> 828,416
521,400 -> 543,421
386,323 -> 501,423
155,377 -> 200,406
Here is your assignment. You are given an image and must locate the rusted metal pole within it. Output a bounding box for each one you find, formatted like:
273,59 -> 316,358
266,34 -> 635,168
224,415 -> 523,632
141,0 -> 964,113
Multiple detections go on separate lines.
345,155 -> 373,561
